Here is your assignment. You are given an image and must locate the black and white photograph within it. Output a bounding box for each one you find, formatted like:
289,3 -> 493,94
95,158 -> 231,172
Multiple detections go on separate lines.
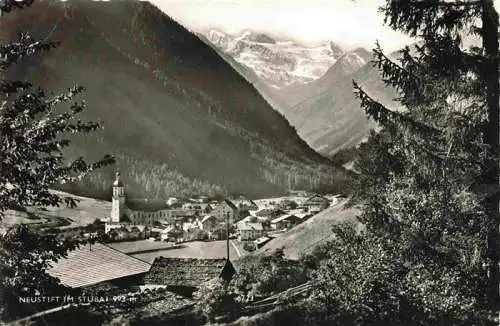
1,0 -> 500,325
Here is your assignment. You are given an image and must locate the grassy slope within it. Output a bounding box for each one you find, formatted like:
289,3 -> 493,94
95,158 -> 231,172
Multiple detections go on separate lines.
0,190 -> 110,233
258,202 -> 361,260
1,0 -> 341,199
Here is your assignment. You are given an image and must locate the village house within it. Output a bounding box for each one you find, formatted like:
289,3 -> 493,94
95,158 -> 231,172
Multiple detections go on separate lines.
295,212 -> 313,222
47,243 -> 151,289
254,208 -> 284,219
270,214 -> 301,230
237,222 -> 265,241
149,227 -> 164,239
253,236 -> 272,249
182,220 -> 200,233
302,195 -> 330,212
145,257 -> 236,296
237,215 -> 270,229
212,199 -> 239,224
198,214 -> 219,238
233,198 -> 259,212
105,223 -> 151,241
182,202 -> 213,215
166,197 -> 179,206
189,196 -> 210,203
159,225 -> 183,242
278,199 -> 299,210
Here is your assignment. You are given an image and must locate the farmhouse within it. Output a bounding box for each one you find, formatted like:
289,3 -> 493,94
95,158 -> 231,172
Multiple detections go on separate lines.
145,257 -> 236,296
198,214 -> 219,236
166,197 -> 179,206
233,198 -> 258,211
47,243 -> 151,289
253,236 -> 271,248
237,222 -> 264,241
295,212 -> 313,221
212,199 -> 238,224
160,225 -> 183,242
302,195 -> 330,212
254,208 -> 284,219
270,214 -> 301,230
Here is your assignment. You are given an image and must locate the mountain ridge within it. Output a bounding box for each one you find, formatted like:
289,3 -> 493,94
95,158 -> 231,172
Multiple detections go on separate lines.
1,0 -> 346,199
203,28 -> 344,90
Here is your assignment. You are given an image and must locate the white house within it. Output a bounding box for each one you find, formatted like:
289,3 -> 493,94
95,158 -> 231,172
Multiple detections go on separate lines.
167,197 -> 179,206
237,222 -> 264,241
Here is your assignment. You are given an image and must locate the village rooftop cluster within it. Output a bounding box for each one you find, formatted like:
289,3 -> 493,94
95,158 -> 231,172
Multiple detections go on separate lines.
99,171 -> 342,250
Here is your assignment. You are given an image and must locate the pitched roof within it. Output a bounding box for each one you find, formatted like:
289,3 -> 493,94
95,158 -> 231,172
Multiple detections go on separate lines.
145,257 -> 228,287
47,243 -> 151,288
295,213 -> 312,219
304,195 -> 330,204
253,236 -> 271,245
238,215 -> 260,224
201,214 -> 216,223
223,199 -> 238,210
255,208 -> 282,217
271,214 -> 299,224
237,222 -> 263,231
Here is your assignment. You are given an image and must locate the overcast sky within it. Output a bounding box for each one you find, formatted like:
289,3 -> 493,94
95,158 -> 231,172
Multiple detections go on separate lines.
148,0 -> 415,51
150,0 -> 500,51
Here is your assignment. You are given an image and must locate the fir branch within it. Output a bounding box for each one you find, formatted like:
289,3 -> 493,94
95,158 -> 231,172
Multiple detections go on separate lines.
373,42 -> 424,101
353,81 -> 440,136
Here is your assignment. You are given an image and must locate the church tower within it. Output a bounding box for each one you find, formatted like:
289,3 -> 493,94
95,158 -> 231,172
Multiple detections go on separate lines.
111,171 -> 125,223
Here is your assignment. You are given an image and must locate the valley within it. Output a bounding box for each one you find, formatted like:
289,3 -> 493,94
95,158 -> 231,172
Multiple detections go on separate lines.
201,29 -> 397,156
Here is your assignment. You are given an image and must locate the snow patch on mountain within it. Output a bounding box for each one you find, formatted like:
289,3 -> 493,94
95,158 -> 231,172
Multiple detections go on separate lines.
204,29 -> 344,89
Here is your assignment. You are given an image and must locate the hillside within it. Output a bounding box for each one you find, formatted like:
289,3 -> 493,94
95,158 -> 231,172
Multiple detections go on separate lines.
280,48 -> 372,108
0,190 -> 110,234
201,30 -> 387,156
258,202 -> 361,260
1,0 -> 346,200
288,49 -> 398,155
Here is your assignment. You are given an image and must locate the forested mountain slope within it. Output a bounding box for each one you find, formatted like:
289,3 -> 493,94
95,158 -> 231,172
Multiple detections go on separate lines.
1,0 -> 346,199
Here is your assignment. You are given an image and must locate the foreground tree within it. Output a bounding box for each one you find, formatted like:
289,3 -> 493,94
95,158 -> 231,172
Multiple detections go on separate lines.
313,0 -> 499,324
0,0 -> 113,321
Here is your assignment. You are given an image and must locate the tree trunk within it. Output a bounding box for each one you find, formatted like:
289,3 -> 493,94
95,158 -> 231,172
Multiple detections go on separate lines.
482,0 -> 500,316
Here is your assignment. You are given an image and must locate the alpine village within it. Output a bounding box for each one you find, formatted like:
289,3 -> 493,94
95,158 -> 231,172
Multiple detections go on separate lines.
1,0 -> 500,325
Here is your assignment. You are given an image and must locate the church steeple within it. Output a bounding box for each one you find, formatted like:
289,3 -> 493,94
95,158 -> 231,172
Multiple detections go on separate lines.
111,170 -> 125,222
113,170 -> 123,186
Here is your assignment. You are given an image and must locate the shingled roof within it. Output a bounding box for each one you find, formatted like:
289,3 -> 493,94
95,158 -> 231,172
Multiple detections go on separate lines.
47,243 -> 151,288
145,257 -> 229,287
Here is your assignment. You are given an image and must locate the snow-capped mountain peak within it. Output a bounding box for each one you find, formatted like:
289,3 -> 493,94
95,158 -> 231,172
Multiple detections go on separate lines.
203,29 -> 345,89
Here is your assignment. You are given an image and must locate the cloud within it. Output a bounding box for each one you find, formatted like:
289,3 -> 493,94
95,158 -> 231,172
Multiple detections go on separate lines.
150,0 -> 415,51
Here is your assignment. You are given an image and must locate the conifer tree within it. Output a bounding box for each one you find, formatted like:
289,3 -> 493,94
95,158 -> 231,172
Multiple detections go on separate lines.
313,1 -> 500,324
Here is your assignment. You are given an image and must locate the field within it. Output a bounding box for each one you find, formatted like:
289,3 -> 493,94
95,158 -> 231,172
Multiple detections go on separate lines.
107,240 -> 176,254
31,190 -> 111,229
129,240 -> 246,263
258,201 -> 361,260
0,210 -> 46,234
